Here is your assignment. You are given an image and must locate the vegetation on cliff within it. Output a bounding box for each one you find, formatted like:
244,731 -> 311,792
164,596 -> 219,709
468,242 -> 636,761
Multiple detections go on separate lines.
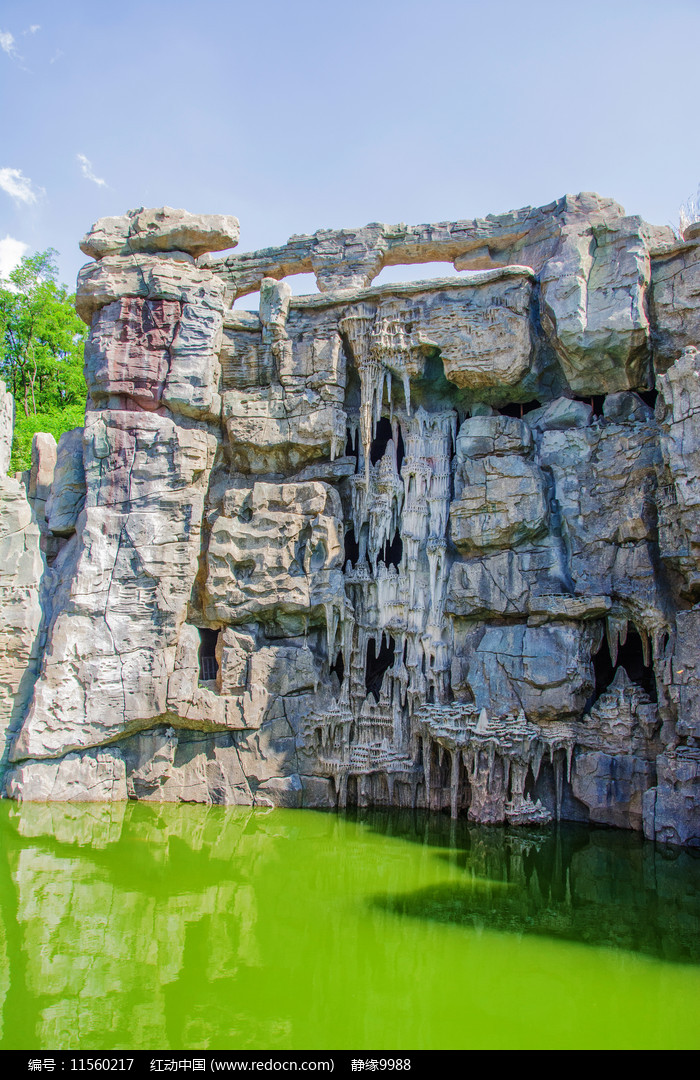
0,250 -> 87,473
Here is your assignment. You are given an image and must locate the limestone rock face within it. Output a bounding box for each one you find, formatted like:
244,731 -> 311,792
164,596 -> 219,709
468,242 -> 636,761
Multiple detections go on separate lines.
86,295 -> 223,419
538,214 -> 654,394
11,410 -> 217,762
526,397 -> 593,430
656,346 -> 700,592
466,623 -> 594,721
204,481 -> 343,624
5,748 -> 127,802
650,237 -> 700,367
0,383 -> 43,768
451,417 -> 548,552
4,196 -> 700,847
75,252 -> 225,326
643,749 -> 700,847
45,428 -> 85,537
344,271 -> 535,392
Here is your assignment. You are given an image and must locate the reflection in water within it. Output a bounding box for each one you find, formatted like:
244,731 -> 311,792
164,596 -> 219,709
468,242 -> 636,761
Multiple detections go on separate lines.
364,812 -> 700,965
0,802 -> 699,1051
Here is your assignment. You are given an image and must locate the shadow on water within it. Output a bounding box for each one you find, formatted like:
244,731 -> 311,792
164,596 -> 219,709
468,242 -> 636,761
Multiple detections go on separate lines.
348,807 -> 700,965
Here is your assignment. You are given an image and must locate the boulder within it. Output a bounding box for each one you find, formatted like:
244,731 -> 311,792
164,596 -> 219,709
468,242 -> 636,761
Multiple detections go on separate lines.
80,206 -> 240,260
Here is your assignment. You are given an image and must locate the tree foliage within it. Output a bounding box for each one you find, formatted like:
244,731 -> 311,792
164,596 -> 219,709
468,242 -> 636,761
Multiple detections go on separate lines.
0,249 -> 87,473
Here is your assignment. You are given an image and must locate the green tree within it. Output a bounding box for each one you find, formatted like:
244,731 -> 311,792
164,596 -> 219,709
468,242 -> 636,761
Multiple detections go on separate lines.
0,249 -> 87,473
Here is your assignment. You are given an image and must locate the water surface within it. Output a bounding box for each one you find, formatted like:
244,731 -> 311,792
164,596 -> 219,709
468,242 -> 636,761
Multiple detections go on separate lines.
0,801 -> 698,1050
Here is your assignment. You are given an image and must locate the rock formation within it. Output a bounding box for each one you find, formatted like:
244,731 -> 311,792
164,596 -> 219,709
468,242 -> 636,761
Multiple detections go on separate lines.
2,193 -> 700,848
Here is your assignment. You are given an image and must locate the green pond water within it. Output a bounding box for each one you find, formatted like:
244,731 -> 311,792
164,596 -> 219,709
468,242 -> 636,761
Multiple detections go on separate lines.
0,801 -> 698,1051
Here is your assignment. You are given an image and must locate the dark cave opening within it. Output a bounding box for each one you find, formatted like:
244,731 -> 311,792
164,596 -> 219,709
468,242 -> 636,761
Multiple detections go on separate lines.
522,764 -> 535,804
345,426 -> 358,459
330,649 -> 345,686
589,395 -> 605,418
370,417 -> 394,465
619,628 -> 657,700
591,635 -> 615,701
638,388 -> 658,410
396,425 -> 405,471
498,400 -> 542,419
198,628 -> 220,682
343,362 -> 361,411
590,626 -> 657,705
344,527 -> 360,567
379,529 -> 403,569
365,634 -> 395,702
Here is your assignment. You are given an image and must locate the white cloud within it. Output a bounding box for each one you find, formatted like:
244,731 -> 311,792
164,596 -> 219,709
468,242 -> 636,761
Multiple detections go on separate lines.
27,25 -> 40,34
77,153 -> 107,188
0,30 -> 18,57
0,235 -> 29,280
0,167 -> 43,205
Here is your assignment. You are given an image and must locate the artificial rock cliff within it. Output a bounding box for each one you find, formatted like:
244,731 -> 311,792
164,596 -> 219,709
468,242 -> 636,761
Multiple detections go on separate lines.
2,197 -> 700,847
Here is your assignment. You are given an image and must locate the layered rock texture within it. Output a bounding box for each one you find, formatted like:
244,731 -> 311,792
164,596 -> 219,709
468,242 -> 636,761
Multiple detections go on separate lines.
2,194 -> 700,847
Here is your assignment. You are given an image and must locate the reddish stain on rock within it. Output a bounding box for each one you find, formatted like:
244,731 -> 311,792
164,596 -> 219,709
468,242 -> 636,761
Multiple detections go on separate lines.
86,298 -> 182,409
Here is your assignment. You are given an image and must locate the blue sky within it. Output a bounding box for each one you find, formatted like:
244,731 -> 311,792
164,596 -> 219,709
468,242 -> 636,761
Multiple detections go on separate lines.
2,0 -> 700,291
